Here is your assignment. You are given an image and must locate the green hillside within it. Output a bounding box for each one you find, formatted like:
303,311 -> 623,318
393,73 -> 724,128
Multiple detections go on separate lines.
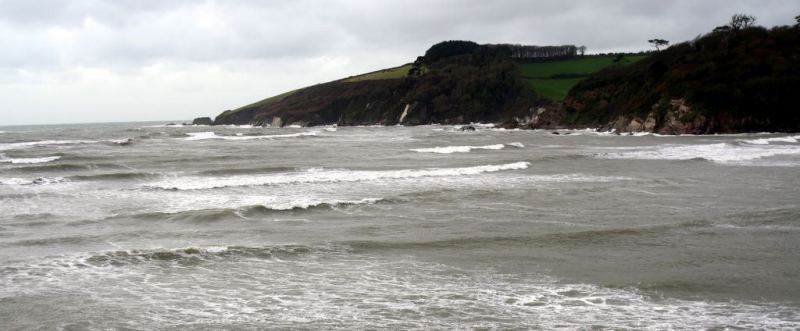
343,64 -> 413,82
224,64 -> 412,116
521,55 -> 647,101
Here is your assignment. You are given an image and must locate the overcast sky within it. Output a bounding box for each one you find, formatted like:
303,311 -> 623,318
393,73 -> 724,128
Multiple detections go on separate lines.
1,0 -> 797,125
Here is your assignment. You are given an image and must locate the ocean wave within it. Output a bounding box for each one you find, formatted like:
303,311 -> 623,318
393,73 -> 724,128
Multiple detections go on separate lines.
7,162 -> 126,173
411,144 -> 505,154
197,166 -> 297,176
143,162 -> 531,190
0,139 -> 97,151
738,135 -> 800,145
69,172 -> 158,181
0,153 -> 61,164
0,176 -> 67,185
83,245 -> 319,267
99,198 -> 384,224
184,131 -> 319,141
3,248 -> 797,329
595,143 -> 800,163
108,138 -> 134,145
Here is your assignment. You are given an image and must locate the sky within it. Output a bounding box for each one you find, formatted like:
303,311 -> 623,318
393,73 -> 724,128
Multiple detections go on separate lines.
0,0 -> 798,125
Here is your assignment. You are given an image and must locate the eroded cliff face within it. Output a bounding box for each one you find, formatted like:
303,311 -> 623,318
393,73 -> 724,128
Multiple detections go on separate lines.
556,26 -> 800,134
596,98 -> 777,134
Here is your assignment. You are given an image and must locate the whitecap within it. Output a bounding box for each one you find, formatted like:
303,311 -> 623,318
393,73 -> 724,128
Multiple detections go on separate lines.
739,135 -> 800,145
109,138 -> 134,145
184,131 -> 319,141
595,143 -> 800,163
0,139 -> 97,151
144,162 -> 531,190
0,176 -> 67,185
507,142 -> 525,148
411,144 -> 505,154
0,154 -> 61,164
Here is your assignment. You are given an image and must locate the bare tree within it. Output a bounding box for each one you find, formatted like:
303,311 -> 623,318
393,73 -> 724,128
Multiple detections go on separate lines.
577,46 -> 587,56
795,14 -> 799,27
648,38 -> 669,51
730,14 -> 756,30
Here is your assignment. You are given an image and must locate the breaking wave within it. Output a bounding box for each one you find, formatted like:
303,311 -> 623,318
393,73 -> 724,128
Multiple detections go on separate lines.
143,162 -> 531,190
411,144 -> 505,153
0,139 -> 97,151
100,198 -> 385,224
595,142 -> 800,163
738,134 -> 800,145
108,138 -> 134,145
3,247 -> 798,329
184,131 -> 319,141
83,245 -> 319,267
0,154 -> 61,164
0,176 -> 67,186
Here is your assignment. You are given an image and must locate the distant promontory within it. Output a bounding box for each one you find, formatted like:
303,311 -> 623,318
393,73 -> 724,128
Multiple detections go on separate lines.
210,15 -> 800,134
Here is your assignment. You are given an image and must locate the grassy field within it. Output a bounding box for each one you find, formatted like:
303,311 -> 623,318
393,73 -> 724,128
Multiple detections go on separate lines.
229,55 -> 646,115
343,64 -> 412,82
520,55 -> 647,101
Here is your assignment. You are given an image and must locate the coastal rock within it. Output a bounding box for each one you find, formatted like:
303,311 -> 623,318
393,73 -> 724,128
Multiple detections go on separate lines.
460,125 -> 476,131
643,112 -> 658,132
497,119 -> 520,129
192,117 -> 214,126
625,118 -> 644,132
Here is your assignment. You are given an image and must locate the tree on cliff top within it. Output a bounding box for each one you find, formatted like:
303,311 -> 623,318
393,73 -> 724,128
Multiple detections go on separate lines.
423,40 -> 480,63
730,14 -> 756,30
648,38 -> 669,51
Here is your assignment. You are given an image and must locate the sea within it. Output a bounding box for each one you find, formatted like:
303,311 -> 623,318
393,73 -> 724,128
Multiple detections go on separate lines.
1,122 -> 799,330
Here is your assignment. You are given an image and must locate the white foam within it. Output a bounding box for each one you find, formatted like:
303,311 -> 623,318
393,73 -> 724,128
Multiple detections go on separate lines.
324,127 -> 338,132
109,138 -> 134,145
144,162 -> 531,190
0,139 -> 97,151
0,176 -> 67,185
245,197 -> 383,212
286,125 -> 302,128
507,142 -> 525,148
596,143 -> 800,163
739,135 -> 800,145
411,144 -> 506,154
0,154 -> 61,164
3,252 -> 797,329
185,131 -> 319,141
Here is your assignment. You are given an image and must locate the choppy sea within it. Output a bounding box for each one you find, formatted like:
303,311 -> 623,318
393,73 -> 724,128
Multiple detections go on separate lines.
1,122 -> 799,329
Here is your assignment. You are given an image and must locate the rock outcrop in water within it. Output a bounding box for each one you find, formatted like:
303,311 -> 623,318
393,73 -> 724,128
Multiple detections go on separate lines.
191,117 -> 214,126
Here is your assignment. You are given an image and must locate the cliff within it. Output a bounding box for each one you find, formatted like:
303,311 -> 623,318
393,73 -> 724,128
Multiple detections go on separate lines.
213,25 -> 800,134
214,41 -> 544,126
557,25 -> 800,134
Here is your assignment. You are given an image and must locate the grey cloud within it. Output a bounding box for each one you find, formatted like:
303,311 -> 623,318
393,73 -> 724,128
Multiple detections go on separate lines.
1,0 -> 798,69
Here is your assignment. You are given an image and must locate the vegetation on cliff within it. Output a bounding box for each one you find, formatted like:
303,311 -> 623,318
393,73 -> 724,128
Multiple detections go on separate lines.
214,41 -> 543,126
214,15 -> 799,134
563,17 -> 800,133
519,55 -> 646,101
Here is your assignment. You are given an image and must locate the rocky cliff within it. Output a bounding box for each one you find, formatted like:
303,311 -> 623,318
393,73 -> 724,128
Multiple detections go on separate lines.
212,27 -> 800,134
556,25 -> 800,134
